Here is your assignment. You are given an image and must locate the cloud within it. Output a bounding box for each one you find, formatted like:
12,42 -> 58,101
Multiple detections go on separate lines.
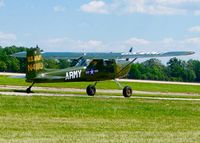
155,0 -> 200,5
161,38 -> 174,44
80,0 -> 109,14
185,37 -> 200,45
78,40 -> 104,49
40,36 -> 200,59
124,37 -> 200,53
125,37 -> 150,46
194,10 -> 200,15
0,0 -> 4,7
43,37 -> 107,52
53,5 -> 66,12
124,0 -> 187,15
188,26 -> 200,32
80,0 -> 200,15
0,32 -> 17,45
124,37 -> 175,52
0,32 -> 18,46
47,37 -> 69,45
124,37 -> 199,61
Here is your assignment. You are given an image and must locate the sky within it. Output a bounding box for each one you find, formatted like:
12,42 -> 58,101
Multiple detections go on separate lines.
0,0 -> 200,61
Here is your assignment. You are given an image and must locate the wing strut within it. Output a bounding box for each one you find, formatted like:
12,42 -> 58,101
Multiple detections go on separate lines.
116,58 -> 137,78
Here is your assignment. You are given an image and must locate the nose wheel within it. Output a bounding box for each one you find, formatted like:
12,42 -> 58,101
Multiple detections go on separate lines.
86,85 -> 96,96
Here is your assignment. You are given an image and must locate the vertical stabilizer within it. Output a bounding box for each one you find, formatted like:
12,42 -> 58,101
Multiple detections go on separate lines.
26,47 -> 44,82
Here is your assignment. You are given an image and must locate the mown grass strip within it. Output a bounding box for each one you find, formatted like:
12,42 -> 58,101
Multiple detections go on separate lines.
0,95 -> 199,142
2,75 -> 200,94
1,87 -> 200,100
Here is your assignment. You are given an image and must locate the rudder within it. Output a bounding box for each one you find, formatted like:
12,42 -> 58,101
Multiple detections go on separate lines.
26,47 -> 44,82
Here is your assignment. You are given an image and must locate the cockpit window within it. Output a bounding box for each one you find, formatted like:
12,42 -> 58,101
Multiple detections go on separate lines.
87,59 -> 115,71
87,59 -> 104,69
103,59 -> 115,72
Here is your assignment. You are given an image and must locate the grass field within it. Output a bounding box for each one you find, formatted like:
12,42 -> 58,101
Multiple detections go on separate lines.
0,76 -> 200,142
0,95 -> 200,143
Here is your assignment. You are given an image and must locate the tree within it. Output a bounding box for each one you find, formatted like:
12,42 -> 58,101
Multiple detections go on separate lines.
0,61 -> 7,71
128,63 -> 142,79
6,57 -> 20,72
182,69 -> 196,82
4,46 -> 27,55
44,59 -> 59,69
187,60 -> 200,82
142,59 -> 168,80
0,45 -> 27,72
58,59 -> 70,69
167,58 -> 187,81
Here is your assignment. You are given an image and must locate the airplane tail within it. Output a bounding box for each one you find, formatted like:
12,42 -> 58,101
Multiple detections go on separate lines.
26,47 -> 44,82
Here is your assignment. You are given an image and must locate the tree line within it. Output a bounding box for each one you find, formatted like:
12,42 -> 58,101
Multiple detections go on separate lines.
0,46 -> 70,73
128,58 -> 200,82
0,46 -> 200,82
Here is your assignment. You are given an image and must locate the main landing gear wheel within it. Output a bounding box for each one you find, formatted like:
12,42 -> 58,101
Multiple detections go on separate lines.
123,86 -> 132,98
86,85 -> 96,96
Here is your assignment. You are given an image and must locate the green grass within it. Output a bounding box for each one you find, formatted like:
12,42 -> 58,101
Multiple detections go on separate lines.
1,76 -> 200,142
2,76 -> 200,94
0,95 -> 199,142
1,88 -> 200,100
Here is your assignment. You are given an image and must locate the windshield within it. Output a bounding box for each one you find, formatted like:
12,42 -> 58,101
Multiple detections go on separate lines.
75,59 -> 91,67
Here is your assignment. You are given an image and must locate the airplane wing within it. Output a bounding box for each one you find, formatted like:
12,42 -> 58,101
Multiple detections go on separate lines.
12,51 -> 194,59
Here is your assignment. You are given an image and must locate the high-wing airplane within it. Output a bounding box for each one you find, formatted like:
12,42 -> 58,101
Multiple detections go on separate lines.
13,47 -> 194,97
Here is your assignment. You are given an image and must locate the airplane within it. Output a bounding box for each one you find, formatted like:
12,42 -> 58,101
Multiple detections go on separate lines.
12,46 -> 194,97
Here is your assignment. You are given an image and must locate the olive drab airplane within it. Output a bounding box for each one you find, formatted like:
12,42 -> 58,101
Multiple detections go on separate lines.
13,47 -> 194,97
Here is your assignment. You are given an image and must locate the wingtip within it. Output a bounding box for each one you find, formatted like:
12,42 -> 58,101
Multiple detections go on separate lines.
188,51 -> 195,55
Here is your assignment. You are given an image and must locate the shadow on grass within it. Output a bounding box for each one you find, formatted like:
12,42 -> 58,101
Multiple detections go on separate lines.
13,89 -> 34,93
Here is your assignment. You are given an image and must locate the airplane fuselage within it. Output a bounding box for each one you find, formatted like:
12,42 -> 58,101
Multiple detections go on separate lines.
27,59 -> 131,83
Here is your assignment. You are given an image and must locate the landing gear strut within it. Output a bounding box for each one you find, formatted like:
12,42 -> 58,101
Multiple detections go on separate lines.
86,82 -> 97,96
26,82 -> 35,93
114,80 -> 132,97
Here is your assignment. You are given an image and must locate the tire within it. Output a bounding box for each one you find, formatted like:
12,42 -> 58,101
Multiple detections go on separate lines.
123,86 -> 132,97
86,85 -> 96,96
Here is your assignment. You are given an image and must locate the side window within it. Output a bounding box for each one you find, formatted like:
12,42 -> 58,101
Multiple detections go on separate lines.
88,60 -> 97,69
104,60 -> 115,72
87,59 -> 115,73
88,59 -> 104,69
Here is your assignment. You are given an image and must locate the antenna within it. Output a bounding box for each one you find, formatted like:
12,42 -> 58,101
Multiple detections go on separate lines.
126,47 -> 133,61
129,47 -> 133,53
